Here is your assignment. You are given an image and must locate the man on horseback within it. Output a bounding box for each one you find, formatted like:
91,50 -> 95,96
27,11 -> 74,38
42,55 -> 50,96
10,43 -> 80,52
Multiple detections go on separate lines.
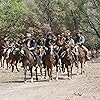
0,35 -> 10,67
65,30 -> 80,64
45,34 -> 53,49
55,33 -> 66,67
75,31 -> 90,60
0,35 -> 9,49
26,33 -> 37,48
24,32 -> 39,61
0,35 -> 10,55
65,30 -> 75,47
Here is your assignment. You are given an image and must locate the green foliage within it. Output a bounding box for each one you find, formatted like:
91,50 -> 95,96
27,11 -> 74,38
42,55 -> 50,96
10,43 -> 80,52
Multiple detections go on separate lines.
0,0 -> 100,46
0,0 -> 35,40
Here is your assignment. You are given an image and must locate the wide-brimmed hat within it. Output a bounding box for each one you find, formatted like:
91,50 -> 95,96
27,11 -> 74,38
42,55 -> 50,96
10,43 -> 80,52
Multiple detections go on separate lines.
61,33 -> 65,35
27,33 -> 32,37
57,35 -> 61,37
67,32 -> 71,36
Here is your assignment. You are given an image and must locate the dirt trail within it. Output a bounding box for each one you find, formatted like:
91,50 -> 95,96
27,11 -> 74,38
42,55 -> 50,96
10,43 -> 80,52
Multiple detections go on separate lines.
0,61 -> 100,100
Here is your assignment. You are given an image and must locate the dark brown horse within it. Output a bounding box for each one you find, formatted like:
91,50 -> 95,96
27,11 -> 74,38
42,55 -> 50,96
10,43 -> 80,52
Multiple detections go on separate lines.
42,45 -> 56,81
61,46 -> 74,79
20,45 -> 37,83
6,47 -> 20,72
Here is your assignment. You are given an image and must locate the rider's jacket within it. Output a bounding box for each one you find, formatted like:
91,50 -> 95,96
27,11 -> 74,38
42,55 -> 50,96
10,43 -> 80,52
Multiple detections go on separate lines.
25,38 -> 37,48
45,36 -> 53,48
37,38 -> 44,46
76,35 -> 85,45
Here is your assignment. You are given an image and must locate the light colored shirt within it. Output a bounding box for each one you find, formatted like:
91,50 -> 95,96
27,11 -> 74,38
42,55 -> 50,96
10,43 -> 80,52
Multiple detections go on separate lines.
79,35 -> 85,44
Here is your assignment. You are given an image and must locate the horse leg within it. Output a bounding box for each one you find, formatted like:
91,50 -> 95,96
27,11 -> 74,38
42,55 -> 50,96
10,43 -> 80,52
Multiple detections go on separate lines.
70,65 -> 73,79
6,59 -> 9,70
66,65 -> 70,79
35,67 -> 38,81
40,65 -> 43,80
0,58 -> 2,67
56,65 -> 59,80
7,59 -> 12,69
15,61 -> 19,72
29,66 -> 33,83
1,56 -> 3,67
83,59 -> 86,73
38,61 -> 43,80
47,67 -> 50,81
80,62 -> 83,74
62,64 -> 65,73
44,67 -> 47,79
50,67 -> 53,80
58,59 -> 62,72
81,59 -> 85,74
11,60 -> 15,72
74,55 -> 79,75
43,63 -> 47,79
75,60 -> 79,75
11,64 -> 14,72
2,56 -> 5,68
24,66 -> 27,83
6,58 -> 10,69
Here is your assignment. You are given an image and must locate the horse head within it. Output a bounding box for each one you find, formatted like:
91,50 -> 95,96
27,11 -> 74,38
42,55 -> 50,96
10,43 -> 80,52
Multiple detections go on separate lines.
50,45 -> 54,55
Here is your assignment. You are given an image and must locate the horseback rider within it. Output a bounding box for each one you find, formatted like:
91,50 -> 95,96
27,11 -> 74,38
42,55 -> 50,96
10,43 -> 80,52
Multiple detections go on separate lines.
44,28 -> 61,66
24,32 -> 38,60
26,33 -> 37,48
65,30 -> 78,62
55,33 -> 66,66
0,35 -> 9,49
75,31 -> 90,60
45,34 -> 53,49
37,34 -> 45,47
0,35 -> 10,55
65,30 -> 75,47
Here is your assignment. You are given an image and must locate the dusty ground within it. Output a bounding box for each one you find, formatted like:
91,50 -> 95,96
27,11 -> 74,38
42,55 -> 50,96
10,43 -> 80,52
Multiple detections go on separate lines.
0,59 -> 100,100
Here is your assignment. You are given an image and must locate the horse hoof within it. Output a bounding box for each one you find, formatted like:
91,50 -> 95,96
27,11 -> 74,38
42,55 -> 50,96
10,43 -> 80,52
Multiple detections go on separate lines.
63,71 -> 65,74
77,73 -> 79,76
49,79 -> 51,82
68,77 -> 71,80
24,81 -> 27,84
83,71 -> 85,73
44,76 -> 47,79
36,78 -> 38,81
81,72 -> 83,75
44,77 -> 46,79
17,70 -> 20,72
56,77 -> 58,81
31,78 -> 33,83
51,78 -> 54,81
40,76 -> 43,80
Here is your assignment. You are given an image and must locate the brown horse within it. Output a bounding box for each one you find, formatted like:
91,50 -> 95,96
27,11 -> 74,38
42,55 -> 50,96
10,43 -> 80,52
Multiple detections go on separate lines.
0,39 -> 9,67
36,46 -> 45,79
42,45 -> 56,81
61,46 -> 74,79
20,45 -> 37,83
75,45 -> 86,75
6,47 -> 20,72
